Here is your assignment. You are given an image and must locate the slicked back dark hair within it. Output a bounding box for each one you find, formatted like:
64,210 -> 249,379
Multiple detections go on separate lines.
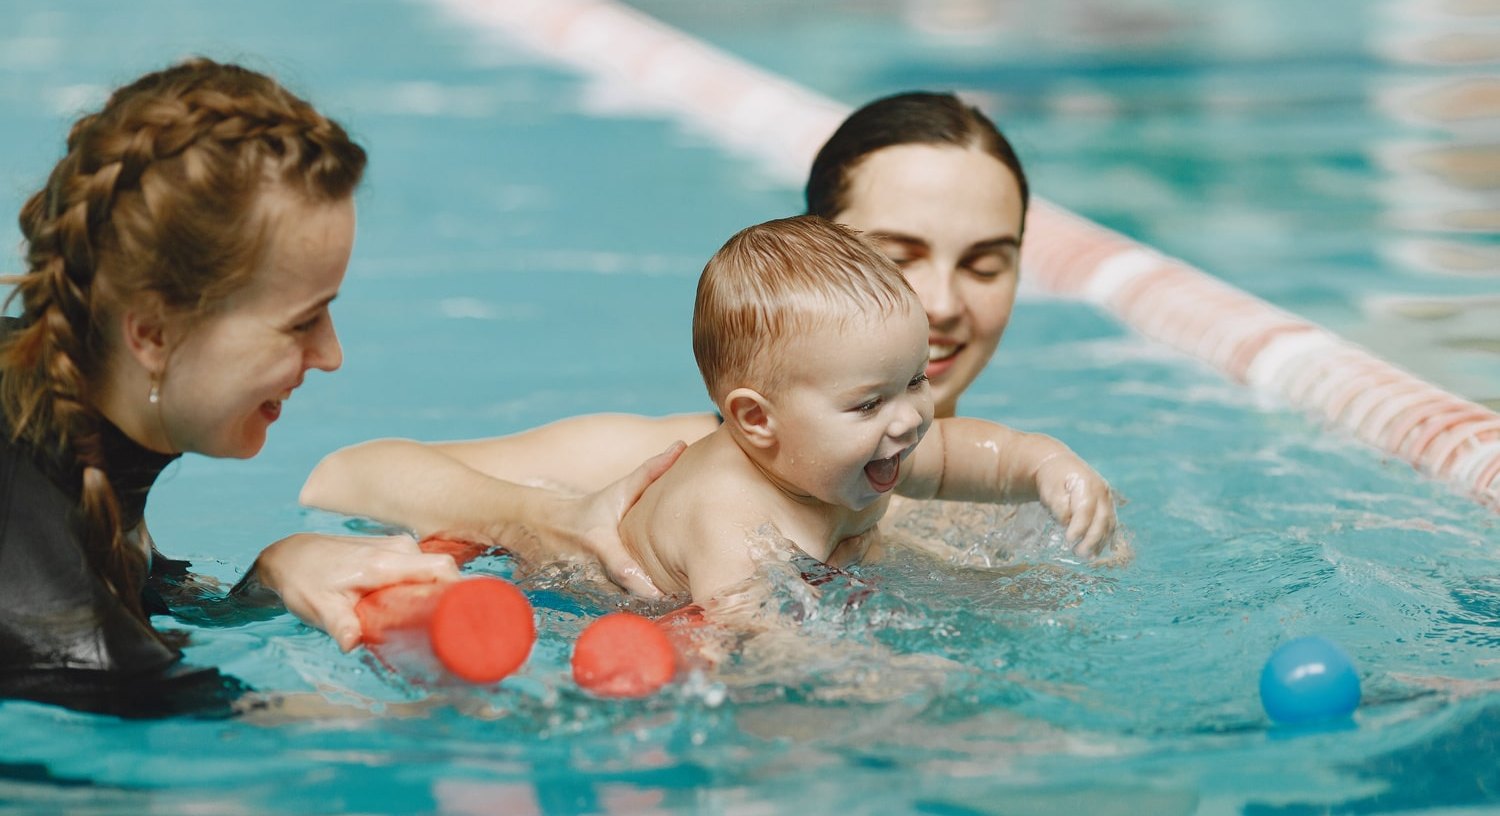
806,91 -> 1029,231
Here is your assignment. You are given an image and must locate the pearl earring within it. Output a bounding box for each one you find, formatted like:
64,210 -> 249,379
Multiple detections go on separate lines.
148,379 -> 160,405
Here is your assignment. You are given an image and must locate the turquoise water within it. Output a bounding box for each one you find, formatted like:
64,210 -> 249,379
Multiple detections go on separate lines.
1,1 -> 1498,813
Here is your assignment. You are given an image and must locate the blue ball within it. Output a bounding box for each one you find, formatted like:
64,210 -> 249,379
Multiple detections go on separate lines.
1259,636 -> 1361,725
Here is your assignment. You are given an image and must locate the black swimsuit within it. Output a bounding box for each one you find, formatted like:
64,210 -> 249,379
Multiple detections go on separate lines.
0,337 -> 245,717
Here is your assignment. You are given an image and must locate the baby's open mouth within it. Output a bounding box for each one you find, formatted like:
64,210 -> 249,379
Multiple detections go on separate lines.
864,453 -> 902,492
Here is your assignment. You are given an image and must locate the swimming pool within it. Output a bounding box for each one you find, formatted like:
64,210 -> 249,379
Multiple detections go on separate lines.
2,0 -> 1498,813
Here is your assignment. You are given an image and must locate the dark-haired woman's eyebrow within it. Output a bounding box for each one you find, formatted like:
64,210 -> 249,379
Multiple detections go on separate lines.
862,231 -> 928,250
965,236 -> 1020,255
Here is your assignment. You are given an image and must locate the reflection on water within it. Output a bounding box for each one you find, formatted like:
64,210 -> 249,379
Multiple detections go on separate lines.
1352,293 -> 1500,407
1391,142 -> 1500,192
1382,237 -> 1500,276
1359,0 -> 1500,405
1380,75 -> 1500,127
1378,30 -> 1500,65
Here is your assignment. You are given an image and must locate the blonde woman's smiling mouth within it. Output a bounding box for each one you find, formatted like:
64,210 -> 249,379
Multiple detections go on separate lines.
260,388 -> 296,422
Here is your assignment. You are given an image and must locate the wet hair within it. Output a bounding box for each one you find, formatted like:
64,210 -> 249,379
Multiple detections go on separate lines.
805,91 -> 1030,230
693,215 -> 918,403
0,57 -> 366,622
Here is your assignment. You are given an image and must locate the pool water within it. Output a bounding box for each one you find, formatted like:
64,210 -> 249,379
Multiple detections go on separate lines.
2,1 -> 1499,813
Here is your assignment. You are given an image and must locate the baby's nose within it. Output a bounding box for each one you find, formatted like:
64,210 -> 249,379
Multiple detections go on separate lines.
888,399 -> 924,441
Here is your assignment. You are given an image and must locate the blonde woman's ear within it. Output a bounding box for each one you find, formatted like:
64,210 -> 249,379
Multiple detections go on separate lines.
118,292 -> 172,375
725,387 -> 776,449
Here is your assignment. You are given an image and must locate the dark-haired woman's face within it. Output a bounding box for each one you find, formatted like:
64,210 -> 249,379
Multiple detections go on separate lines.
834,144 -> 1024,418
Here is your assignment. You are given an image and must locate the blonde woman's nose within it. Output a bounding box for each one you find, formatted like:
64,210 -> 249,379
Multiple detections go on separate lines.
308,319 -> 343,373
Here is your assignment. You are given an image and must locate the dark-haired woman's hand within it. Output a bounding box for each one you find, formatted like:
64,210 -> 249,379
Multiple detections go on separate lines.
548,440 -> 686,598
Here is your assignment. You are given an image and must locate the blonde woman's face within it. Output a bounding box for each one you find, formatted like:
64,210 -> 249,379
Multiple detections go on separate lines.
834,144 -> 1024,418
158,195 -> 354,458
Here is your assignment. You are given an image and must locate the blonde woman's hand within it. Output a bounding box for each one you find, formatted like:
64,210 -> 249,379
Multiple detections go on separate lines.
248,533 -> 461,651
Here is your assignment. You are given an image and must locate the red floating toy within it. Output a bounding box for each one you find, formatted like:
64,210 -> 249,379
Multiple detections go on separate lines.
572,612 -> 678,698
355,537 -> 535,684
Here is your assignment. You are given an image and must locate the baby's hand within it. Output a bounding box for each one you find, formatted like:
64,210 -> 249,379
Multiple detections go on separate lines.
1034,453 -> 1117,558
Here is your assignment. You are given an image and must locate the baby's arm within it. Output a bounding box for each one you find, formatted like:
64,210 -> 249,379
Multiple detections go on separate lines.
899,418 -> 1116,557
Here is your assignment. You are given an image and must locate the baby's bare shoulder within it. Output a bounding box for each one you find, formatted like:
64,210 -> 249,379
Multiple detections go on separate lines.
655,462 -> 764,528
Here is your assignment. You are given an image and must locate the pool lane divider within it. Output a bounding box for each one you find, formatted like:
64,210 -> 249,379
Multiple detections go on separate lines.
429,0 -> 1500,513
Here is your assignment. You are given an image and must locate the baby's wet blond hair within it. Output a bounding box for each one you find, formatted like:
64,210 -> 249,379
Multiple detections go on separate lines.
693,215 -> 918,404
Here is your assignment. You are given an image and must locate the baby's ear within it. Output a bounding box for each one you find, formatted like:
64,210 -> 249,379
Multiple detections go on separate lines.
725,387 -> 776,449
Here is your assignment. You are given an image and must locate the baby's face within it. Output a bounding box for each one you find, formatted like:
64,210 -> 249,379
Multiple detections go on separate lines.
768,300 -> 934,510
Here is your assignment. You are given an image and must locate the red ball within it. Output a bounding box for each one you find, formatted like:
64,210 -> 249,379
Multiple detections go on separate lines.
572,612 -> 677,698
428,577 -> 535,684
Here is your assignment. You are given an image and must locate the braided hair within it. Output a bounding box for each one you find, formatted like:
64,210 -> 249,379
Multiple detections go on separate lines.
0,57 -> 366,621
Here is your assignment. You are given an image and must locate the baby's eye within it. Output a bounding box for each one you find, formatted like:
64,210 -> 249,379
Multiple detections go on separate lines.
908,373 -> 929,391
855,398 -> 882,414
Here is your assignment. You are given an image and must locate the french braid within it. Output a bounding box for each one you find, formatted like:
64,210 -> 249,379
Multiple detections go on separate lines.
1,58 -> 366,621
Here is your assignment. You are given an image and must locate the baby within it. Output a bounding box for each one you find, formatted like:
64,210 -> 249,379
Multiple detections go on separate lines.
619,216 -> 1115,605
